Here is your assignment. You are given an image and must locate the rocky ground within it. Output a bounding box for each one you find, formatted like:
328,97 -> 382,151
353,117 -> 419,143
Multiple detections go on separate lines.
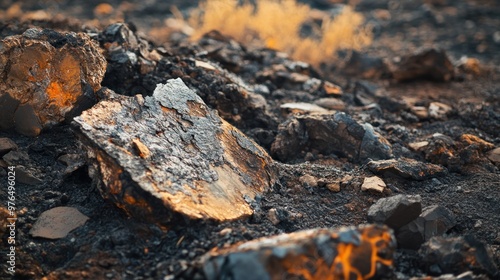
0,0 -> 499,279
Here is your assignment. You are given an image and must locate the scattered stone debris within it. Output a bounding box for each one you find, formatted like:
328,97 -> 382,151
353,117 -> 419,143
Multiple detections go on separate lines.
202,224 -> 396,280
0,28 -> 107,136
361,176 -> 387,193
367,158 -> 447,180
419,235 -> 499,278
29,207 -> 89,239
392,48 -> 455,82
397,205 -> 456,250
73,78 -> 277,225
271,112 -> 393,163
417,133 -> 496,173
367,194 -> 422,230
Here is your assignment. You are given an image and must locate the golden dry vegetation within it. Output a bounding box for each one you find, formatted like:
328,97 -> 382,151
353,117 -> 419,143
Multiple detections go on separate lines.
187,0 -> 372,65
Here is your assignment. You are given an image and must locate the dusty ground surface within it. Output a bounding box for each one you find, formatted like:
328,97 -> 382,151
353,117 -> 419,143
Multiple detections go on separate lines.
0,0 -> 499,279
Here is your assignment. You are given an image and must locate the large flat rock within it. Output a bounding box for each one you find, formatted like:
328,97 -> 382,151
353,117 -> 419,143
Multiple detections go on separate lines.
73,78 -> 277,225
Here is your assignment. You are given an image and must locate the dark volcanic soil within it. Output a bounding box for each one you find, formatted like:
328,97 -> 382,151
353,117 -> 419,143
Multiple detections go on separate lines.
0,0 -> 499,279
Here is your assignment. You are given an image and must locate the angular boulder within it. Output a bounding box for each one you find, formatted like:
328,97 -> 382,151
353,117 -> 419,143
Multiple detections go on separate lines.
0,28 -> 107,136
73,78 -> 277,225
203,224 -> 396,280
397,205 -> 456,250
367,194 -> 422,230
271,112 -> 392,163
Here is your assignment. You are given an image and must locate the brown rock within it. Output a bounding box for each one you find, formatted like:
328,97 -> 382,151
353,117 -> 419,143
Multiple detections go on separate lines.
367,158 -> 447,181
361,176 -> 386,193
73,78 -> 277,225
392,48 -> 455,82
326,182 -> 341,192
29,207 -> 89,239
0,28 -> 106,136
203,224 -> 396,280
299,174 -> 318,188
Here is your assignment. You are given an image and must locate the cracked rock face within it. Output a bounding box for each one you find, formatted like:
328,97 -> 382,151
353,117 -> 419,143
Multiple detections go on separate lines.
271,112 -> 393,163
73,78 -> 277,225
202,224 -> 396,280
0,28 -> 107,136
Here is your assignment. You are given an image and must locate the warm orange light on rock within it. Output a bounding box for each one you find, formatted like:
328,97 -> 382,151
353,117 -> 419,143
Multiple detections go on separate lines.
46,81 -> 75,108
203,225 -> 396,280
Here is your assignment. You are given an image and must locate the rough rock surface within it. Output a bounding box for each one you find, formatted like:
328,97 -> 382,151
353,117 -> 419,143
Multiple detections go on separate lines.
361,176 -> 386,193
271,112 -> 393,163
419,235 -> 499,278
418,133 -> 496,173
367,158 -> 447,180
0,28 -> 107,136
73,78 -> 277,225
397,205 -> 456,250
367,194 -> 422,230
203,224 -> 396,280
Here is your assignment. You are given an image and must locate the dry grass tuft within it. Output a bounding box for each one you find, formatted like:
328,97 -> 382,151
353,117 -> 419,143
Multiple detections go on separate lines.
188,0 -> 372,65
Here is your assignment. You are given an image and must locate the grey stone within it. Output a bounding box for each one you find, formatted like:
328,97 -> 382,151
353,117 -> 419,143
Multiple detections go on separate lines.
419,235 -> 499,278
397,205 -> 456,250
367,194 -> 422,230
271,112 -> 392,163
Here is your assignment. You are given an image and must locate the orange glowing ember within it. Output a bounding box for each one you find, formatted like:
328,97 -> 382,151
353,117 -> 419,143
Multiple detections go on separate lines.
282,226 -> 394,280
